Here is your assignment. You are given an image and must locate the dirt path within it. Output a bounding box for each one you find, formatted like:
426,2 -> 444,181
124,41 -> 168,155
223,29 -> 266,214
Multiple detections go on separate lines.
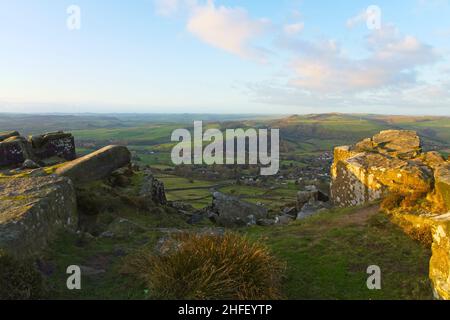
334,204 -> 380,227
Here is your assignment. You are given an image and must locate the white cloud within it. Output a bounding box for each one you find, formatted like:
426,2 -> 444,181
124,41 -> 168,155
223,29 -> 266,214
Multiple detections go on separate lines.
280,25 -> 438,93
245,24 -> 448,112
186,1 -> 269,61
283,22 -> 304,36
346,10 -> 368,29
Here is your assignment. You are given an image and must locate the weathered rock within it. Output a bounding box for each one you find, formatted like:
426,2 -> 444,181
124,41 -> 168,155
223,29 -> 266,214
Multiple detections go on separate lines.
331,129 -> 450,300
0,131 -> 76,168
55,145 -> 131,184
30,132 -> 76,161
0,131 -> 20,142
331,131 -> 433,207
429,215 -> 450,300
420,151 -> 446,170
434,165 -> 450,212
0,136 -> 30,167
371,130 -> 422,159
140,170 -> 167,205
0,176 -> 77,258
282,206 -> 297,217
276,214 -> 294,225
397,212 -> 450,300
210,192 -> 268,227
22,159 -> 40,169
297,188 -> 318,211
297,201 -> 330,220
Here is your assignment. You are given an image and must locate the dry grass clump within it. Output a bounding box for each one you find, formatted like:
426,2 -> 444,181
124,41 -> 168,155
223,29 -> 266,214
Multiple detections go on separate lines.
122,232 -> 286,300
0,251 -> 45,300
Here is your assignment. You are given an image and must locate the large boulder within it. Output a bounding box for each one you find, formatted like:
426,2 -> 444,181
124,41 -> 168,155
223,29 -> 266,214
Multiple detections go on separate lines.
55,145 -> 131,184
371,130 -> 422,159
0,136 -> 31,167
0,176 -> 77,258
209,192 -> 268,227
30,131 -> 76,161
430,215 -> 450,300
331,131 -> 434,207
296,188 -> 319,211
0,131 -> 20,142
434,165 -> 450,212
0,131 -> 76,168
330,129 -> 450,300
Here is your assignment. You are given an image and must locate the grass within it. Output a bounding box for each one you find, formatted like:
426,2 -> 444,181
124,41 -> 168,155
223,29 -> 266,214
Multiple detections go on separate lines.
244,205 -> 433,300
40,204 -> 434,300
122,232 -> 285,300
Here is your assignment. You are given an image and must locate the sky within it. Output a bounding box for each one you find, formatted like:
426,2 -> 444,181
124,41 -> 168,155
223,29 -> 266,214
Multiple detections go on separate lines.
0,0 -> 449,115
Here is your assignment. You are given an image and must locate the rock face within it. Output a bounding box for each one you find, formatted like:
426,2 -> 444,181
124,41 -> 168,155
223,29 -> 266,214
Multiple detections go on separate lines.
209,192 -> 268,227
0,176 -> 77,258
296,186 -> 331,220
140,170 -> 167,205
434,165 -> 450,212
0,131 -> 20,142
30,132 -> 76,161
430,215 -> 450,300
55,145 -> 131,184
0,131 -> 76,168
0,136 -> 30,167
331,130 -> 436,207
331,129 -> 450,300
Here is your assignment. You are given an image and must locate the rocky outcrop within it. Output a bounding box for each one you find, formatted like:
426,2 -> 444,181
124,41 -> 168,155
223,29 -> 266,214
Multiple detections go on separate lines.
208,192 -> 268,227
430,215 -> 450,300
55,145 -> 131,184
296,186 -> 331,220
434,165 -> 450,212
330,130 -> 450,300
0,136 -> 30,167
30,132 -> 76,161
0,176 -> 77,258
331,130 -> 436,207
0,131 -> 20,142
0,131 -> 76,168
140,170 -> 167,205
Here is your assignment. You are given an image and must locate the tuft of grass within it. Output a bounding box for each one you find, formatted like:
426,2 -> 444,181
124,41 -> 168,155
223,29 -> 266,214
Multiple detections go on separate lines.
0,251 -> 46,300
122,232 -> 286,300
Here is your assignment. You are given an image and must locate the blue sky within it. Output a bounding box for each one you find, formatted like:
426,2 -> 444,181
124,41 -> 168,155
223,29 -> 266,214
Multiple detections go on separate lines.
0,0 -> 449,115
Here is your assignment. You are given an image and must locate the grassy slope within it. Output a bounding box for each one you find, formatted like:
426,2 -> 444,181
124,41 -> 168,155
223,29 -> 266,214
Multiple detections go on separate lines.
42,205 -> 433,300
245,205 -> 433,300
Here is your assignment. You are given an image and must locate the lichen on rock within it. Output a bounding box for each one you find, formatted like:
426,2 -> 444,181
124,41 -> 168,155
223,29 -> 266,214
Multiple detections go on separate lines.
330,129 -> 450,300
0,176 -> 77,258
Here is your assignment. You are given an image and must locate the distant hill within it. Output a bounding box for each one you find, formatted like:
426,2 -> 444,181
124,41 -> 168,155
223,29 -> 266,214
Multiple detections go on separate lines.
0,113 -> 448,156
